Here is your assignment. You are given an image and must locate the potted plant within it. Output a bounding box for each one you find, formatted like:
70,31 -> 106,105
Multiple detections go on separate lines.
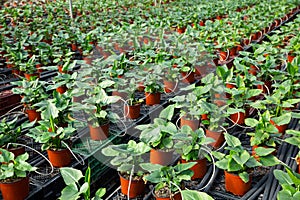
46,72 -> 78,94
11,78 -> 48,122
161,60 -> 180,93
26,95 -> 76,167
173,125 -> 214,180
19,55 -> 40,80
136,105 -> 177,166
102,140 -> 151,198
0,149 -> 37,200
140,162 -> 197,200
143,72 -> 164,106
0,117 -> 34,157
122,77 -> 143,119
72,79 -> 120,141
212,132 -> 280,196
59,166 -> 106,200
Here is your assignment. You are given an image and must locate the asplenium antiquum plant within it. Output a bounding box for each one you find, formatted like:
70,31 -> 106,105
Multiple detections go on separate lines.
0,149 -> 37,181
60,167 -> 106,200
212,132 -> 280,183
274,166 -> 300,200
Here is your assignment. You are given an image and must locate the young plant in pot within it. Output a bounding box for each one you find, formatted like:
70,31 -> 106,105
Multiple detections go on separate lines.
245,110 -> 282,155
102,140 -> 151,198
11,78 -> 48,122
72,79 -> 120,141
212,132 -> 280,196
143,72 -> 164,106
173,125 -> 214,180
161,60 -> 180,93
122,77 -> 143,119
136,105 -> 177,166
46,72 -> 78,94
26,95 -> 76,167
141,162 -> 214,200
59,166 -> 106,200
175,56 -> 196,84
0,117 -> 35,157
0,149 -> 37,200
19,55 -> 39,80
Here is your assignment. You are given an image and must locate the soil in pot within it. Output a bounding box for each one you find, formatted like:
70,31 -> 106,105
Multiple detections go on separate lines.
124,103 -> 141,119
0,176 -> 29,200
145,92 -> 161,106
181,158 -> 207,180
230,112 -> 245,125
88,123 -> 109,140
150,149 -> 174,166
47,148 -> 72,168
119,173 -> 145,198
180,117 -> 200,131
224,171 -> 252,196
153,188 -> 181,200
26,108 -> 41,122
205,129 -> 225,149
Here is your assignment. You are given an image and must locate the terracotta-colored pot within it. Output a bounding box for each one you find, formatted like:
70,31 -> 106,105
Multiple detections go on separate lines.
56,85 -> 68,94
71,43 -> 77,51
181,71 -> 195,83
0,176 -> 29,200
150,149 -> 174,166
270,120 -> 288,134
26,108 -> 41,122
47,148 -> 72,168
36,64 -> 43,73
205,129 -> 225,148
145,92 -> 161,106
154,191 -> 181,200
257,80 -> 272,94
224,171 -> 252,196
88,123 -> 109,140
119,173 -> 145,198
24,73 -> 40,80
219,51 -> 229,61
164,80 -> 178,93
177,27 -> 186,34
229,47 -> 237,56
180,117 -> 200,131
287,54 -> 295,63
201,114 -> 209,120
199,21 -> 205,26
248,65 -> 259,76
58,65 -> 67,74
6,146 -> 25,158
230,112 -> 245,125
181,158 -> 207,180
124,104 -> 141,119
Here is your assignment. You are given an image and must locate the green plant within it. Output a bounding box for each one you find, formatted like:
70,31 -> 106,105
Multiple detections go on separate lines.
212,132 -> 279,183
59,167 -> 106,200
143,73 -> 164,94
140,162 -> 196,197
173,125 -> 213,161
102,140 -> 151,175
245,110 -> 281,147
19,55 -> 38,74
274,166 -> 300,200
285,129 -> 300,162
11,78 -> 48,109
122,76 -> 143,106
0,117 -> 35,147
46,72 -> 78,92
136,105 -> 177,150
0,149 -> 37,180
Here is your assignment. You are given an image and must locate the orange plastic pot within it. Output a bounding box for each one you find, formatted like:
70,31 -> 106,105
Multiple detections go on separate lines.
177,27 -> 186,34
270,120 -> 288,134
26,108 -> 41,122
287,55 -> 295,63
24,73 -> 40,80
224,171 -> 252,196
181,71 -> 195,83
0,176 -> 29,200
88,123 -> 109,140
164,80 -> 178,93
181,158 -> 207,180
124,104 -> 141,119
119,173 -> 145,198
219,51 -> 229,61
205,129 -> 225,148
180,117 -> 200,131
150,149 -> 174,166
230,112 -> 245,125
47,148 -> 71,168
248,65 -> 259,76
56,85 -> 68,94
145,92 -> 161,106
